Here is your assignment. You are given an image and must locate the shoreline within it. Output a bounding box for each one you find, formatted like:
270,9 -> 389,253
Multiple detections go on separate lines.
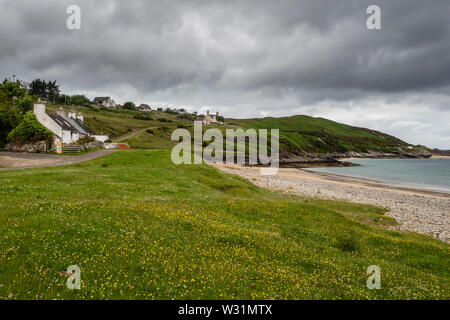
339,155 -> 450,161
213,163 -> 450,242
301,169 -> 450,198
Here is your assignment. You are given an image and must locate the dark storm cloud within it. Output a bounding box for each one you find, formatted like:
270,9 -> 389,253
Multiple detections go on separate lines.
0,0 -> 449,147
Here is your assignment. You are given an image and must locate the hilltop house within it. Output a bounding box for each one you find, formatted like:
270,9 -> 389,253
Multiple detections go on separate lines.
34,102 -> 109,144
195,110 -> 223,125
138,104 -> 151,111
93,97 -> 116,108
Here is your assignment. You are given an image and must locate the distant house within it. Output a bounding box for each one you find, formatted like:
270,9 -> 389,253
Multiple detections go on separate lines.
93,97 -> 116,108
34,102 -> 109,144
195,110 -> 222,125
138,104 -> 151,112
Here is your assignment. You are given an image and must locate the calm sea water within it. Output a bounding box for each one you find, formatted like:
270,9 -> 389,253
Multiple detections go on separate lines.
307,158 -> 450,192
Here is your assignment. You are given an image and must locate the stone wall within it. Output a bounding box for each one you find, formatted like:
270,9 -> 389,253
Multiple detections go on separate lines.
6,141 -> 50,153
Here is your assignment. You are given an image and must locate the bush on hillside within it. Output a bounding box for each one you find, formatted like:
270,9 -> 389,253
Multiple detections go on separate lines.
134,114 -> 153,121
76,135 -> 96,145
123,101 -> 136,110
7,110 -> 52,143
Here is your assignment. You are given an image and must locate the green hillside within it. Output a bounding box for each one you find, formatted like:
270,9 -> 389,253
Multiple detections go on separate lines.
0,150 -> 448,299
230,116 -> 409,154
46,104 -> 421,156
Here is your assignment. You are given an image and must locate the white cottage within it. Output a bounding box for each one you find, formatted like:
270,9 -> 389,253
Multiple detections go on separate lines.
34,102 -> 109,144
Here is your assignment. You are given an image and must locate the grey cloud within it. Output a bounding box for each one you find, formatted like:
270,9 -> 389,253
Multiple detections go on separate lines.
0,0 -> 449,147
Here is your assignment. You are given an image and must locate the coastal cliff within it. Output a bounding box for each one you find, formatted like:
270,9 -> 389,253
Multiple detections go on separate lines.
279,149 -> 433,168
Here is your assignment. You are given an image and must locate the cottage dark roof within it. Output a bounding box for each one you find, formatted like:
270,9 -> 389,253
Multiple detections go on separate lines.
47,112 -> 95,135
94,97 -> 110,103
47,113 -> 79,133
66,118 -> 87,135
74,118 -> 94,134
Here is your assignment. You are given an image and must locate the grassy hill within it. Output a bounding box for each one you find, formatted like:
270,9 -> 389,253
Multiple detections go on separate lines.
230,115 -> 409,154
46,104 -> 421,156
0,150 -> 448,299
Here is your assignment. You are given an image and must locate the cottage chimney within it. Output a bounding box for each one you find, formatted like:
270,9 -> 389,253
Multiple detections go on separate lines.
77,113 -> 84,122
34,102 -> 45,117
56,107 -> 66,118
207,110 -> 210,115
68,109 -> 76,119
216,112 -> 219,117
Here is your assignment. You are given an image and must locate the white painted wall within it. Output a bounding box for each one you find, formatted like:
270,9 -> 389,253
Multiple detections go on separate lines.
91,135 -> 109,142
62,130 -> 72,144
34,104 -> 63,139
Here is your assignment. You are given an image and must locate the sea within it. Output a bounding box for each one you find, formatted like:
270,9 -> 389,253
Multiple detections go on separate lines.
306,158 -> 450,192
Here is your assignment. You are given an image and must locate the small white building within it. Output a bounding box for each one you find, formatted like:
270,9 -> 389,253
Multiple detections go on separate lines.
93,97 -> 116,108
34,103 -> 109,144
195,110 -> 222,125
138,104 -> 151,112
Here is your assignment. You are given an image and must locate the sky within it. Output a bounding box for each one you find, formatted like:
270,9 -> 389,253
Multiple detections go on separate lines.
0,0 -> 449,148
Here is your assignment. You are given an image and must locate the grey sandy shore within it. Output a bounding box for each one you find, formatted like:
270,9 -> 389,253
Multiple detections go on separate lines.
214,164 -> 450,243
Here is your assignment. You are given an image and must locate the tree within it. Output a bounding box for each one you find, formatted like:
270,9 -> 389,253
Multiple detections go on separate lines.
0,78 -> 27,99
123,101 -> 136,110
7,110 -> 52,143
69,94 -> 90,106
46,80 -> 60,103
0,90 -> 22,147
15,95 -> 34,113
28,79 -> 60,102
28,79 -> 47,98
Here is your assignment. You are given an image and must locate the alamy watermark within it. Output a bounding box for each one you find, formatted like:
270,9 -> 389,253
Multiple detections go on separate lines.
171,121 -> 279,175
367,5 -> 381,30
66,265 -> 81,290
366,265 -> 381,289
66,4 -> 381,31
66,5 -> 81,30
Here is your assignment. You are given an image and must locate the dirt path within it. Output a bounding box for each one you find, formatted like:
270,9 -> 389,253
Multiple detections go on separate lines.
114,127 -> 153,142
0,150 -> 117,171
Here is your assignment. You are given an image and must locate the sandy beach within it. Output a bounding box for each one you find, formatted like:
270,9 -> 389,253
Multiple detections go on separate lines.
213,164 -> 450,243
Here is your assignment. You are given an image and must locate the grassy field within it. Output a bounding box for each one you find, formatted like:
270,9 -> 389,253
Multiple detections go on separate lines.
0,150 -> 448,299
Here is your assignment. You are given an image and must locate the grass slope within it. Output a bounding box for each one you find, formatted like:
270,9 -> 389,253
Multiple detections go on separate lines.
45,105 -> 416,154
231,115 -> 410,154
45,104 -> 189,140
0,150 -> 448,299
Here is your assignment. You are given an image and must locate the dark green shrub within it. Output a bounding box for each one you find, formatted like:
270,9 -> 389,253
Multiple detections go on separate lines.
134,114 -> 153,121
7,110 -> 52,143
335,232 -> 361,253
76,135 -> 95,145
